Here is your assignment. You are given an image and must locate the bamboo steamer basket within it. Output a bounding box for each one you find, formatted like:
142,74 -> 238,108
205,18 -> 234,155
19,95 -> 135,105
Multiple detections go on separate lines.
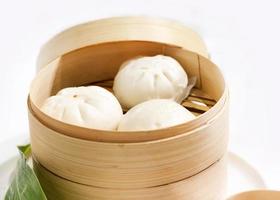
33,155 -> 227,200
28,16 -> 229,197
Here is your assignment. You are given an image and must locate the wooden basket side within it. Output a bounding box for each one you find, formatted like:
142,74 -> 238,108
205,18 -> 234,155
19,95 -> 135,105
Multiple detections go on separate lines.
33,155 -> 227,200
199,55 -> 226,101
29,94 -> 229,188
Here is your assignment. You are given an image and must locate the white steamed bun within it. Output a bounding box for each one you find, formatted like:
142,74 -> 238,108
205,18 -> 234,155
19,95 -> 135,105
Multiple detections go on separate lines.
113,55 -> 188,109
118,99 -> 195,131
41,86 -> 123,130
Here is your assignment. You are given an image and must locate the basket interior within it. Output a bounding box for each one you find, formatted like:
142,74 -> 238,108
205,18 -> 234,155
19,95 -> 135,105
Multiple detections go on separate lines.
32,41 -> 223,113
29,40 -> 226,142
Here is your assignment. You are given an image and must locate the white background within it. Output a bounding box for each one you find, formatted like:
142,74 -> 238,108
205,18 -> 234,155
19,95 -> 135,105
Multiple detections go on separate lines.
0,0 -> 279,189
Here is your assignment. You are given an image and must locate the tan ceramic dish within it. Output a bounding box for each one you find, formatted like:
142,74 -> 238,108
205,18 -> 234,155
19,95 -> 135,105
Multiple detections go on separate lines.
228,190 -> 280,200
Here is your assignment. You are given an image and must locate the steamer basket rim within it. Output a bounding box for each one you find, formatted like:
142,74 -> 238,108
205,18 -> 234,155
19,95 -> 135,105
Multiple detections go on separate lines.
29,16 -> 227,143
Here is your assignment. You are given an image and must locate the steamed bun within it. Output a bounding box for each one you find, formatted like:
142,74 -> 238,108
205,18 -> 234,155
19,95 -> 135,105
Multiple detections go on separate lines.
41,86 -> 123,130
113,55 -> 188,109
118,99 -> 195,131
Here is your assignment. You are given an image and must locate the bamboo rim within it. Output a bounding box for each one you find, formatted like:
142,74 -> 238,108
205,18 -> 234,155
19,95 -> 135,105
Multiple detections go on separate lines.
28,88 -> 228,143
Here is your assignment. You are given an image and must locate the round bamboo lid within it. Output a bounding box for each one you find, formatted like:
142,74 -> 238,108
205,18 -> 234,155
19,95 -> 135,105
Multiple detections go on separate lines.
36,16 -> 208,71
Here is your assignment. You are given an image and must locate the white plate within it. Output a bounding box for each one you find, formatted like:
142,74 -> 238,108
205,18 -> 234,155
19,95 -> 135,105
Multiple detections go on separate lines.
0,137 -> 266,199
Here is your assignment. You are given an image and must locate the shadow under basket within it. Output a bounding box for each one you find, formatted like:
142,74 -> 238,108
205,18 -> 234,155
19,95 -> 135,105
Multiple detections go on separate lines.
28,16 -> 229,199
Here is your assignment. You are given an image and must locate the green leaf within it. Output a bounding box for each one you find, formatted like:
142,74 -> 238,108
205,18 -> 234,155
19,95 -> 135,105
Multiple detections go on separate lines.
4,147 -> 47,200
17,144 -> 31,158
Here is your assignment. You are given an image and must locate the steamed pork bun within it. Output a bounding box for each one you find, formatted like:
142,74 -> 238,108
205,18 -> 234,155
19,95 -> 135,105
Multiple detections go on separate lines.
113,55 -> 188,109
41,86 -> 123,130
118,99 -> 195,131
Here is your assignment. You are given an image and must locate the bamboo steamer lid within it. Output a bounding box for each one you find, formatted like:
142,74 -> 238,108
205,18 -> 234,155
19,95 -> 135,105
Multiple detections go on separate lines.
28,16 -> 229,189
36,16 -> 209,71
